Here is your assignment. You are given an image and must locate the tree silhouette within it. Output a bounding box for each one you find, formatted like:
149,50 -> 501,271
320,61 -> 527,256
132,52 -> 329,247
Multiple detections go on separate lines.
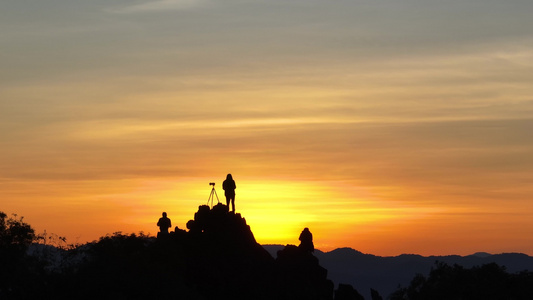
0,211 -> 40,299
0,212 -> 35,251
390,261 -> 533,299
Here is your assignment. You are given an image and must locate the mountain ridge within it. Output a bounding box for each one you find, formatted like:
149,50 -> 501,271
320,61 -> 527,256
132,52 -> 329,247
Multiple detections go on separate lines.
262,245 -> 533,299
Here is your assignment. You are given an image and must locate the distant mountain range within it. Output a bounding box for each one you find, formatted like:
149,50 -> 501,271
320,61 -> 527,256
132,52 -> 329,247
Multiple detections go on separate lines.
263,245 -> 533,299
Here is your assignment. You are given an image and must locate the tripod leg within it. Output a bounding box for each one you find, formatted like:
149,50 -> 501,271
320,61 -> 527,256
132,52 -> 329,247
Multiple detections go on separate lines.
208,188 -> 218,207
207,189 -> 213,206
213,189 -> 220,203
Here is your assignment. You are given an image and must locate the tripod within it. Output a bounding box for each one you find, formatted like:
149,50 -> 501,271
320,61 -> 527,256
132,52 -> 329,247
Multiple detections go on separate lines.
207,183 -> 220,208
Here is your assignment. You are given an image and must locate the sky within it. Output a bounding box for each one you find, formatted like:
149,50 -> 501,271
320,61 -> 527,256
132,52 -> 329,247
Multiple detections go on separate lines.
1,0 -> 533,256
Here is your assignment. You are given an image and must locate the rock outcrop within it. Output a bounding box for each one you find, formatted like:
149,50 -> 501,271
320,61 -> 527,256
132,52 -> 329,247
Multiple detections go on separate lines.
48,203 -> 334,300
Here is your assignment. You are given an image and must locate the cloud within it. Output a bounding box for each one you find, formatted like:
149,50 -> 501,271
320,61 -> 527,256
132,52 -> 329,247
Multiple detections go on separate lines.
107,0 -> 207,14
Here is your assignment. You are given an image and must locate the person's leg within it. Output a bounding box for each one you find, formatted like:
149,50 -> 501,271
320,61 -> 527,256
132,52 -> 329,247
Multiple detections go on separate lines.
226,196 -> 230,207
231,196 -> 235,212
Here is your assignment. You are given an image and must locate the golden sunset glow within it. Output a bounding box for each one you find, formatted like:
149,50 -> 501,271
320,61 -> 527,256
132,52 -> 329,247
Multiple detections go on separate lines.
2,0 -> 533,256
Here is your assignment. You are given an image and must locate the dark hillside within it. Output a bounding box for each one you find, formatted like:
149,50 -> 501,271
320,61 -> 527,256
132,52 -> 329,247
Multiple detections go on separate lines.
265,246 -> 533,299
4,205 -> 334,300
5,208 -> 533,300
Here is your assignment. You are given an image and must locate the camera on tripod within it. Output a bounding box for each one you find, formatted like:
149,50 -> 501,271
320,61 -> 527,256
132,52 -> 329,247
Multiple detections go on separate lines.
207,182 -> 219,207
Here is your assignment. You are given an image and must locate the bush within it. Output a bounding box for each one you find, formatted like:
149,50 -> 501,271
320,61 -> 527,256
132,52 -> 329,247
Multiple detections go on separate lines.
390,261 -> 533,300
0,211 -> 40,299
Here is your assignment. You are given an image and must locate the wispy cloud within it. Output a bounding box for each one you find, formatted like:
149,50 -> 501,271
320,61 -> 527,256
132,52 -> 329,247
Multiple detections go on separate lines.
3,0 -> 533,255
107,0 -> 207,14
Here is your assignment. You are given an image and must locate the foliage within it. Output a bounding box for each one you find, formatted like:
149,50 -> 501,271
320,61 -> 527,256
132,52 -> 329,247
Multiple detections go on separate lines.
0,212 -> 35,251
35,231 -> 76,250
390,261 -> 533,300
0,211 -> 41,299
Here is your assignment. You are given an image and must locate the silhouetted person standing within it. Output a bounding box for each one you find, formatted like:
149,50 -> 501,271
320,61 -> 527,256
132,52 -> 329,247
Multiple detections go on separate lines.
298,227 -> 314,252
223,174 -> 236,212
157,212 -> 171,238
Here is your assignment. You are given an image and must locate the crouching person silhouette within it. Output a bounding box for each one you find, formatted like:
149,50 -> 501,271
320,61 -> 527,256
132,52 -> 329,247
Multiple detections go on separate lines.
298,227 -> 314,253
157,212 -> 171,238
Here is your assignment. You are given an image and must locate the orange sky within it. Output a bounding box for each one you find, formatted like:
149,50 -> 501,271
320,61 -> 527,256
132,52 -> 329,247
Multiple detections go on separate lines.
1,0 -> 533,256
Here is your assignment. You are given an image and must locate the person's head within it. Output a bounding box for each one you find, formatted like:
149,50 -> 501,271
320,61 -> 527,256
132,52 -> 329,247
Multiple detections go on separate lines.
162,212 -> 167,217
226,174 -> 233,180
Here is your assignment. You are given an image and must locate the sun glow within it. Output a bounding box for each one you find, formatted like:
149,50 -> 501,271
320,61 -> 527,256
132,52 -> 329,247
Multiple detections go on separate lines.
106,178 -> 442,252
2,173 -> 458,255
